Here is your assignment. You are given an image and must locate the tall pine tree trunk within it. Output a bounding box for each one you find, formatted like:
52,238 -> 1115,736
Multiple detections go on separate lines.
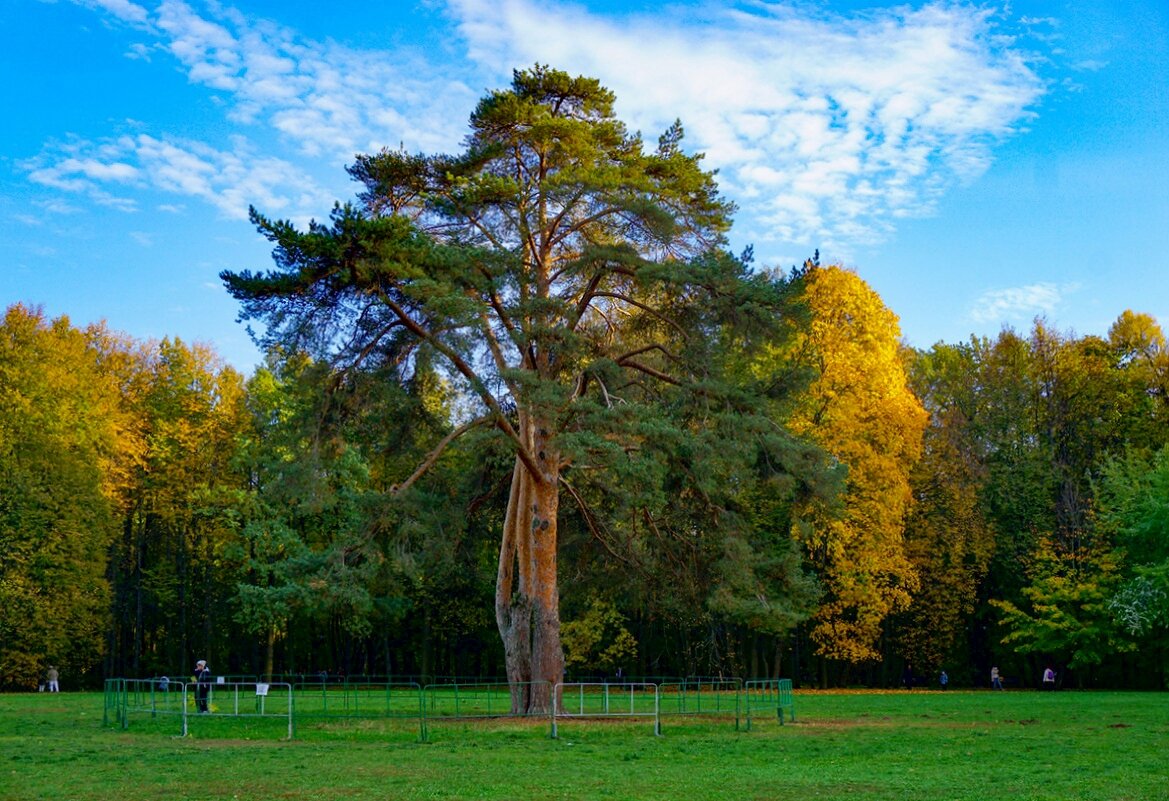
495,421 -> 565,714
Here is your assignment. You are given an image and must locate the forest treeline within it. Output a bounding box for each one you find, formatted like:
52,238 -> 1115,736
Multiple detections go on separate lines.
5,295 -> 1167,690
3,69 -> 1168,692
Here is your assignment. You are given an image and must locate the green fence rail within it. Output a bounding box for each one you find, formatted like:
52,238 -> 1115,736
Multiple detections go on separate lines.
104,678 -> 294,738
103,676 -> 794,740
553,682 -> 662,737
658,678 -> 742,728
744,678 -> 794,729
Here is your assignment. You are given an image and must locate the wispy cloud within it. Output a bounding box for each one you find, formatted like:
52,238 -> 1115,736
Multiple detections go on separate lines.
147,0 -> 476,157
444,0 -> 1046,257
968,282 -> 1077,325
40,0 -> 1045,258
23,132 -> 333,221
73,0 -> 151,26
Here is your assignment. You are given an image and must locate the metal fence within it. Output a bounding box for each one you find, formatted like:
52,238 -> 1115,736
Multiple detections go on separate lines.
658,678 -> 742,723
553,682 -> 662,737
103,676 -> 794,740
744,678 -> 795,729
104,678 -> 294,738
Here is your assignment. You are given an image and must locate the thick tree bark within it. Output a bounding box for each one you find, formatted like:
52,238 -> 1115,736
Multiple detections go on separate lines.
496,461 -> 532,712
527,462 -> 563,712
495,421 -> 565,714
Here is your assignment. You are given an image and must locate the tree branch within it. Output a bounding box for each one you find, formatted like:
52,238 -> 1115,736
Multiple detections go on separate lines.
617,357 -> 681,386
560,476 -> 634,566
614,342 -> 680,365
375,289 -> 545,482
391,415 -> 491,495
591,292 -> 689,338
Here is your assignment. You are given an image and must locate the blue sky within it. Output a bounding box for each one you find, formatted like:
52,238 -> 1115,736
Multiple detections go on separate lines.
2,0 -> 1166,372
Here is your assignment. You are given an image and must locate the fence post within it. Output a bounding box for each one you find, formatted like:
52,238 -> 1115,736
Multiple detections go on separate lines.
419,684 -> 428,743
550,683 -> 559,739
735,679 -> 741,731
654,684 -> 662,737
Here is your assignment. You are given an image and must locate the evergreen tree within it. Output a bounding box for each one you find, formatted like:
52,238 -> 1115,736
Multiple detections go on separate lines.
222,67 -> 820,709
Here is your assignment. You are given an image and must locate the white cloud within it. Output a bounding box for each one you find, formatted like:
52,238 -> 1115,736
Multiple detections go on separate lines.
444,0 -> 1045,257
35,198 -> 83,216
141,0 -> 476,158
49,0 -> 1044,261
22,133 -> 333,221
73,0 -> 151,26
968,283 -> 1078,325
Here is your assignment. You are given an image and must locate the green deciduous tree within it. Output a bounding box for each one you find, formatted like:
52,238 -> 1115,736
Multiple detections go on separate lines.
1095,445 -> 1169,686
896,344 -> 996,675
106,337 -> 249,677
561,597 -> 637,675
991,537 -> 1131,680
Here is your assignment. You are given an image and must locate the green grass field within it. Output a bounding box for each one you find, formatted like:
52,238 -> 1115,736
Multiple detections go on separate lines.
2,689 -> 1164,800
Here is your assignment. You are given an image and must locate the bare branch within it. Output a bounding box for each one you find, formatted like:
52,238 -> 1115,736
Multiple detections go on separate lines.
560,476 -> 634,566
375,289 -> 545,482
617,357 -> 681,386
391,415 -> 491,495
568,269 -> 607,331
614,342 -> 680,365
337,319 -> 405,376
479,307 -> 518,390
591,292 -> 689,338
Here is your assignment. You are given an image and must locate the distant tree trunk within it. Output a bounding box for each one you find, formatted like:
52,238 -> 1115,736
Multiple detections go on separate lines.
264,626 -> 276,681
495,421 -> 565,714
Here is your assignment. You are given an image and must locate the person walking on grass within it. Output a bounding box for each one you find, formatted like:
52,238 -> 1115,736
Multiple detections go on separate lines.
45,666 -> 59,692
1042,666 -> 1056,691
991,666 -> 1003,690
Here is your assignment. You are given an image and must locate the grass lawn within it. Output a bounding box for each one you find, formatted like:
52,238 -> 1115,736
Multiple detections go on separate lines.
1,688 -> 1163,800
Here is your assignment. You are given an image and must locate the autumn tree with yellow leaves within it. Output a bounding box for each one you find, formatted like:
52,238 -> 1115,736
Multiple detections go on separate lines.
782,263 -> 928,674
0,306 -> 140,688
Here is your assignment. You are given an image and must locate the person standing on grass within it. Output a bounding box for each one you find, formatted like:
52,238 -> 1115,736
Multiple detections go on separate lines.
991,666 -> 1003,690
939,670 -> 949,690
193,659 -> 212,713
1042,666 -> 1056,691
45,666 -> 59,692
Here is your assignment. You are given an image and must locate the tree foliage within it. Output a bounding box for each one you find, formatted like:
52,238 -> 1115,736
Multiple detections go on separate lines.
991,537 -> 1131,673
896,344 -> 996,673
0,306 -> 130,688
221,66 -> 821,707
776,264 -> 928,665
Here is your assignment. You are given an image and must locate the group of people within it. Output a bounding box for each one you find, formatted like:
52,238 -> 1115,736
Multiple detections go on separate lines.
928,665 -> 1058,690
914,665 -> 1059,690
39,666 -> 59,692
990,665 -> 1057,690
